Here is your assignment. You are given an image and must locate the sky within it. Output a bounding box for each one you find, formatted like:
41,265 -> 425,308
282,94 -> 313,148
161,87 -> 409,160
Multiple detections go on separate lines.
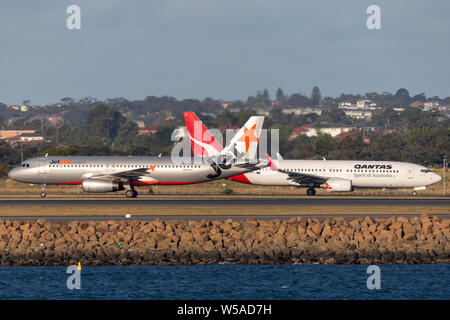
0,0 -> 449,105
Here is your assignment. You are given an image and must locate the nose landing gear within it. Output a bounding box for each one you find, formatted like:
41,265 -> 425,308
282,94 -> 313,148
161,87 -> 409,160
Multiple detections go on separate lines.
306,187 -> 316,196
40,184 -> 47,198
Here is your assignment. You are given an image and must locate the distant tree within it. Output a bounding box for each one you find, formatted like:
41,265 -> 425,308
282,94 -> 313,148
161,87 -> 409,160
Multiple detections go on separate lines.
86,104 -> 125,139
312,134 -> 335,158
411,93 -> 426,102
60,97 -> 74,105
114,121 -> 139,150
394,88 -> 410,107
156,125 -> 176,147
287,134 -> 314,159
317,109 -> 346,124
310,86 -> 322,107
236,109 -> 257,124
336,131 -> 369,160
287,93 -> 310,108
369,133 -> 405,161
215,110 -> 238,128
276,87 -> 285,102
262,89 -> 270,102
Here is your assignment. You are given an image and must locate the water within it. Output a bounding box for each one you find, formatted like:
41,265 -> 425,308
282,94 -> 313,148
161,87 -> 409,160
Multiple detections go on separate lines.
0,264 -> 448,299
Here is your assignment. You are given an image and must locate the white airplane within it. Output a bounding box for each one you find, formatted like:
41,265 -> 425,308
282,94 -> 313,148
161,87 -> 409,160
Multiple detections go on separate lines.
8,116 -> 267,198
184,112 -> 442,196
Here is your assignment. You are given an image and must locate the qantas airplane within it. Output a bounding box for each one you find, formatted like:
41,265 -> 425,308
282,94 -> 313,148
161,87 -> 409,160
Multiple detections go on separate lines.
8,116 -> 266,198
184,112 -> 442,196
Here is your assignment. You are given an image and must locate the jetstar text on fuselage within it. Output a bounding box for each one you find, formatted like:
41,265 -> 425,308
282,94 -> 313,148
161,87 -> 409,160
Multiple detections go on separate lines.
50,160 -> 73,165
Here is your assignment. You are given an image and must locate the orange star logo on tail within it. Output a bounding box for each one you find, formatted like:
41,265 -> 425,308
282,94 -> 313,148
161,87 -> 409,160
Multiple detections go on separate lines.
237,124 -> 259,153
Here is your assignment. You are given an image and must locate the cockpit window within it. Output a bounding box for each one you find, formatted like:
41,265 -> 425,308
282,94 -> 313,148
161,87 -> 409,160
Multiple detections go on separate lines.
20,163 -> 30,168
420,169 -> 431,173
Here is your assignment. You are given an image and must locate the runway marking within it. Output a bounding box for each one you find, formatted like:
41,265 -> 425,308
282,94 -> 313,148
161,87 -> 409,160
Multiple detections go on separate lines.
0,205 -> 448,217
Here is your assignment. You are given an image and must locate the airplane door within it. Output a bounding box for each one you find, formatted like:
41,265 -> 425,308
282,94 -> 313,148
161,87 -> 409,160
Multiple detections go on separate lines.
38,160 -> 48,174
407,167 -> 413,179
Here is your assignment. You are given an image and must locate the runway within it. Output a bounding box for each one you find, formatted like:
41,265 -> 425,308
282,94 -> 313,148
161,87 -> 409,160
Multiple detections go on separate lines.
0,196 -> 448,207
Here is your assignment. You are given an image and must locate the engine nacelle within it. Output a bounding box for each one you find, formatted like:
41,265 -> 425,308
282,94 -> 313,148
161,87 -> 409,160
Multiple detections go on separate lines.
324,178 -> 353,192
82,179 -> 124,193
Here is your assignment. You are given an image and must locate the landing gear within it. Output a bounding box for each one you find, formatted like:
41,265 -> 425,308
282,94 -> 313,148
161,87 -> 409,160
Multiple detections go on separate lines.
306,188 -> 316,196
126,190 -> 138,198
412,191 -> 417,196
40,184 -> 47,198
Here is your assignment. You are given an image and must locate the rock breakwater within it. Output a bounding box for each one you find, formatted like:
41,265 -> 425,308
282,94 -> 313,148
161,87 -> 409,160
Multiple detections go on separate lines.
0,214 -> 448,266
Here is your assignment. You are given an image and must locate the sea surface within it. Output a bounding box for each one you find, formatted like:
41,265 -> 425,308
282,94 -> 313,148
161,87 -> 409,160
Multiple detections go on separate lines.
0,264 -> 448,300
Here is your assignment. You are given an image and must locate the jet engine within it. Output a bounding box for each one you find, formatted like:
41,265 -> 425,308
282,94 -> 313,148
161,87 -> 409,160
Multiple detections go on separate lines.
324,178 -> 353,192
82,179 -> 124,193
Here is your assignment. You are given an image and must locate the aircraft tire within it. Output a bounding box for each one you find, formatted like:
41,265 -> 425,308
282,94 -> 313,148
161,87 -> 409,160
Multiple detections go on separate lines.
40,192 -> 47,198
412,191 -> 417,196
306,188 -> 316,196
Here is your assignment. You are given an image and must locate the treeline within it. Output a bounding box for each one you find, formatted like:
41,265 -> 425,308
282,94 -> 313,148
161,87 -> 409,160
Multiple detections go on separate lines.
285,128 -> 449,166
2,88 -> 450,130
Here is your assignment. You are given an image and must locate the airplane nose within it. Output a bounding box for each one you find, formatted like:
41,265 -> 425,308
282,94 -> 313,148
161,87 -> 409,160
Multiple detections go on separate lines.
432,173 -> 442,183
8,167 -> 18,180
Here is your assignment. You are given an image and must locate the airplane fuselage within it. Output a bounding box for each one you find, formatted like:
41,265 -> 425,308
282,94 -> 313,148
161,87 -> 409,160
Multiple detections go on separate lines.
237,160 -> 441,189
8,156 -> 263,186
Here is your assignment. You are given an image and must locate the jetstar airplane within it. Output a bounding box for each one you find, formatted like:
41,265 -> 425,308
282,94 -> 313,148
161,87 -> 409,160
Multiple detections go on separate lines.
8,116 -> 267,198
184,112 -> 442,196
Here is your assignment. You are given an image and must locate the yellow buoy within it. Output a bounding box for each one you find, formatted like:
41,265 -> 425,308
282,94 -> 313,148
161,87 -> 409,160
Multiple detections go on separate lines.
78,262 -> 81,271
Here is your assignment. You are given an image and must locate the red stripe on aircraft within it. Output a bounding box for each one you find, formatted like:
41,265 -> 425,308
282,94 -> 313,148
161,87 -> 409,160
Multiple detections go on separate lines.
227,174 -> 252,184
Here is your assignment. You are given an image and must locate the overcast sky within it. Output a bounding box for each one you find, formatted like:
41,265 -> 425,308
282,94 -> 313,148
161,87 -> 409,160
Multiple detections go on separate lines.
0,0 -> 449,105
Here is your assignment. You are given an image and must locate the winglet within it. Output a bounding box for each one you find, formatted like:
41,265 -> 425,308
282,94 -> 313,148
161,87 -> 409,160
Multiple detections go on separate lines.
265,153 -> 278,171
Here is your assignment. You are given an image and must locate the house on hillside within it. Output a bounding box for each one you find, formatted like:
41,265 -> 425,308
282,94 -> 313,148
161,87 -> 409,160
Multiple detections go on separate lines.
5,133 -> 45,145
334,131 -> 370,144
409,101 -> 424,108
290,125 -> 356,139
138,125 -> 158,135
343,109 -> 372,121
282,108 -> 322,116
0,128 -> 37,140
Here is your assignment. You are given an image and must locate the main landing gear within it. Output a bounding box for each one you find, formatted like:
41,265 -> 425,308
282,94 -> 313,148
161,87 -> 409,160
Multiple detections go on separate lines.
412,191 -> 417,196
306,187 -> 316,196
126,189 -> 138,198
40,184 -> 47,198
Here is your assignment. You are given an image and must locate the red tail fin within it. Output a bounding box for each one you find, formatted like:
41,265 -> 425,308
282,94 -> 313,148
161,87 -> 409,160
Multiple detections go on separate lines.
183,112 -> 223,157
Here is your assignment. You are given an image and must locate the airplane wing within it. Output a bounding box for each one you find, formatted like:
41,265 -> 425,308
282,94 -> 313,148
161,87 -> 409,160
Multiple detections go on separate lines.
279,169 -> 328,186
265,154 -> 327,186
90,167 -> 153,182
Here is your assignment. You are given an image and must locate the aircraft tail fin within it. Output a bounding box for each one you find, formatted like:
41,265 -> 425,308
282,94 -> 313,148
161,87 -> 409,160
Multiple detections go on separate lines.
183,112 -> 223,157
219,116 -> 264,162
184,112 -> 264,162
